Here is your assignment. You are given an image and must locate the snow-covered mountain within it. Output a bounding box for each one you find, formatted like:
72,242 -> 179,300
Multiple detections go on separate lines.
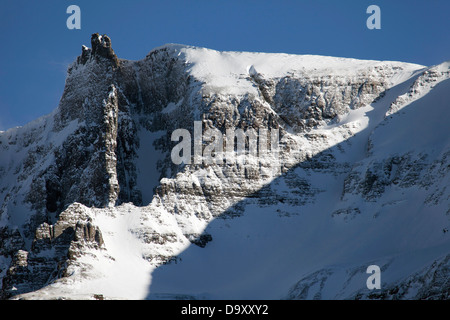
0,33 -> 449,300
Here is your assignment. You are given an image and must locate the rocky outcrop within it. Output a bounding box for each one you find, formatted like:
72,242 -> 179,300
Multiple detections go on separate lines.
78,33 -> 119,68
1,203 -> 103,299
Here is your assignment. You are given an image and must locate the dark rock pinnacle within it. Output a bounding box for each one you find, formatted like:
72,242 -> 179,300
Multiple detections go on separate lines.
77,33 -> 119,67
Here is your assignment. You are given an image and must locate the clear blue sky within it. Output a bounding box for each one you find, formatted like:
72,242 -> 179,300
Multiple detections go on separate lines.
1,0 -> 449,130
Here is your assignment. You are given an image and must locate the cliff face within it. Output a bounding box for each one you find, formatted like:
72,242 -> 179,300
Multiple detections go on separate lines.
0,34 -> 449,300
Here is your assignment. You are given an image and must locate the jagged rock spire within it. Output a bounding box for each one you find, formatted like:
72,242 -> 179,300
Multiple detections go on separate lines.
91,34 -> 115,59
77,33 -> 119,67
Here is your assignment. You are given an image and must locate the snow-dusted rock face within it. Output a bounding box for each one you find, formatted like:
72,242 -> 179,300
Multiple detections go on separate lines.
0,34 -> 449,300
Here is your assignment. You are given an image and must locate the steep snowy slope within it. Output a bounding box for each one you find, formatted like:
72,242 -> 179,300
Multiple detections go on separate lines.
0,34 -> 448,300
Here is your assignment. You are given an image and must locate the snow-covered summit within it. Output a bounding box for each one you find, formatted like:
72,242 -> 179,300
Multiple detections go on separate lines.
147,42 -> 425,97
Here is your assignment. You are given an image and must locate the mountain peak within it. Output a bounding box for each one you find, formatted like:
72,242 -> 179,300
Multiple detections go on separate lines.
91,33 -> 114,58
76,33 -> 119,67
1,36 -> 449,300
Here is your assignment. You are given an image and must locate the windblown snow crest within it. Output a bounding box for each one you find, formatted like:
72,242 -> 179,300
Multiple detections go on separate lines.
0,34 -> 449,300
